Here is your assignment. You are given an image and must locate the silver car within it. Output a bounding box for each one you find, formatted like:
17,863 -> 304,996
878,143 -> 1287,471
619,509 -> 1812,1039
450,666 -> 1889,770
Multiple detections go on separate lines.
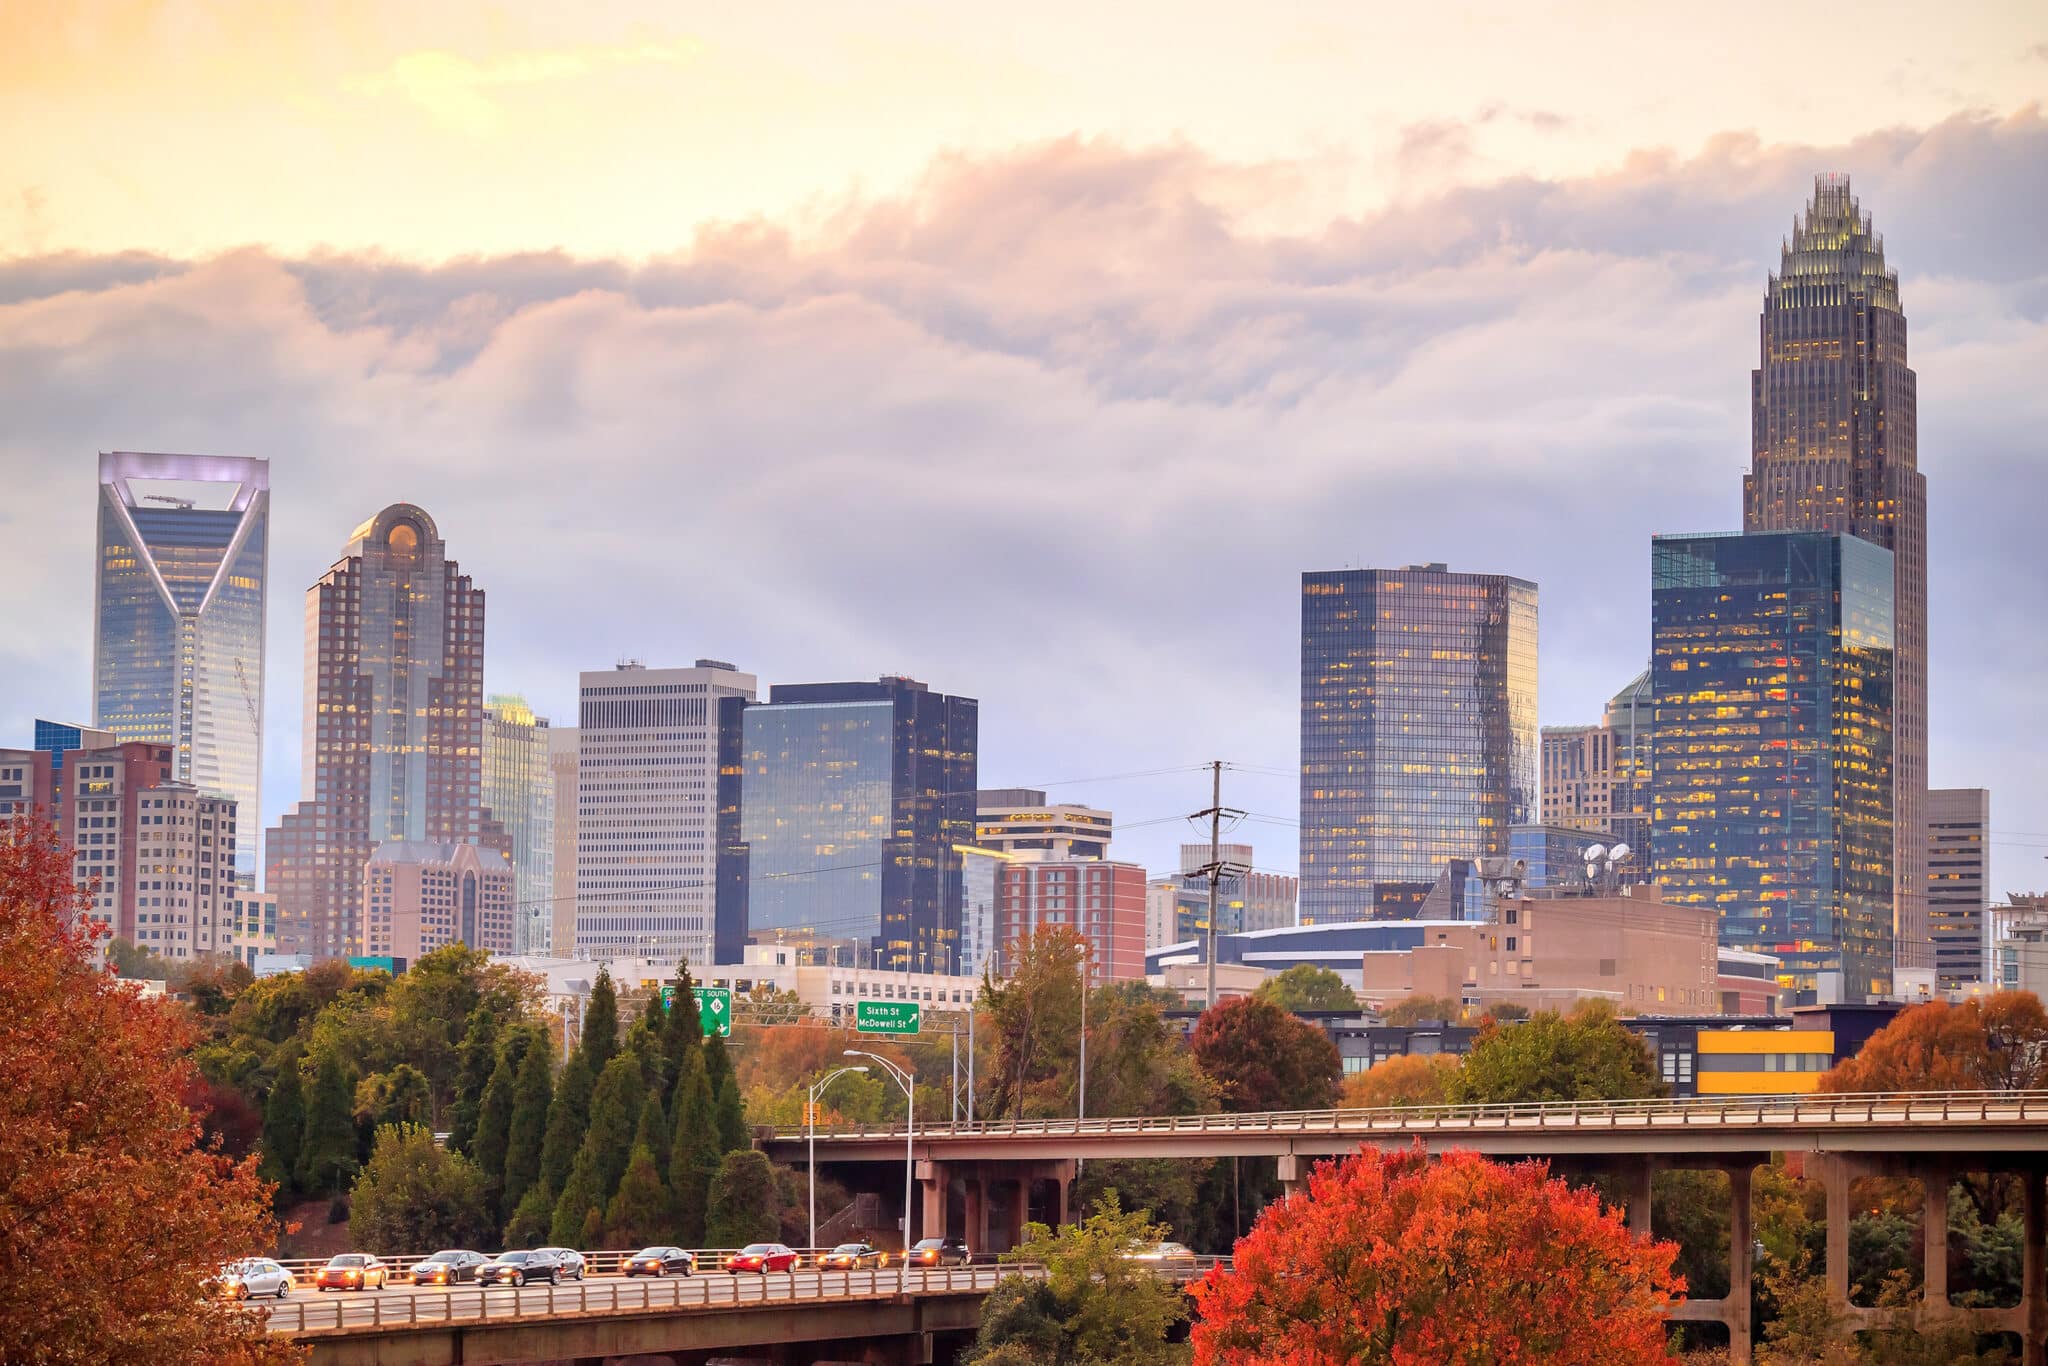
217,1258 -> 295,1300
535,1246 -> 587,1280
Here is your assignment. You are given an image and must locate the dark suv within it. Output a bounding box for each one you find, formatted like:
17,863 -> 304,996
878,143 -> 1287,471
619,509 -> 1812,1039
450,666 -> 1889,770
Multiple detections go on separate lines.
905,1237 -> 972,1267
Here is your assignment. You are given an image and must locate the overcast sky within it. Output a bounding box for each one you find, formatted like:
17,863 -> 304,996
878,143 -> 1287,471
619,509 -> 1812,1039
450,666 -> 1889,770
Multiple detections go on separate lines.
2,2 -> 2044,894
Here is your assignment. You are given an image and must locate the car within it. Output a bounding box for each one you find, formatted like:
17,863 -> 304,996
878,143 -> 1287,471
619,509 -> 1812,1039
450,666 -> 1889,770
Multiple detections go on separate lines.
816,1242 -> 888,1270
1125,1240 -> 1197,1264
904,1237 -> 973,1267
216,1258 -> 294,1300
535,1247 -> 587,1281
726,1243 -> 799,1273
408,1250 -> 488,1286
479,1249 -> 566,1287
313,1254 -> 388,1292
622,1246 -> 696,1277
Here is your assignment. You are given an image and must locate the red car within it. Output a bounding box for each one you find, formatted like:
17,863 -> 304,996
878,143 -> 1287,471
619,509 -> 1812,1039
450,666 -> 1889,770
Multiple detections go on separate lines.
726,1242 -> 799,1273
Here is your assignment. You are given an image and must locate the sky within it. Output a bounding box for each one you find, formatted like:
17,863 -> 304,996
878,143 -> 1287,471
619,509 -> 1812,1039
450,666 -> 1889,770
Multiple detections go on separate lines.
2,1 -> 2045,895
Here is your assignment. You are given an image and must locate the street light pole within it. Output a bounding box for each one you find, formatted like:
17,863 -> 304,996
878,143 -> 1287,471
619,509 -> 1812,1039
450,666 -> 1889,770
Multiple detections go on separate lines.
807,1065 -> 869,1250
847,1050 -> 916,1252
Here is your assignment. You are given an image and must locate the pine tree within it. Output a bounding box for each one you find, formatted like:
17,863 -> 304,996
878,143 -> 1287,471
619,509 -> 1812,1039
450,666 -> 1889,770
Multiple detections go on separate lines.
504,1183 -> 554,1248
296,1050 -> 358,1196
628,1020 -> 665,1097
661,962 -> 703,1108
633,1091 -> 670,1181
448,1003 -> 500,1154
501,1033 -> 554,1221
550,1053 -> 644,1245
581,966 -> 619,1073
640,990 -> 664,1035
668,1053 -> 718,1245
604,1143 -> 674,1248
472,1027 -> 533,1195
713,1070 -> 749,1155
538,1050 -> 595,1199
705,1149 -> 782,1248
259,1051 -> 304,1194
702,1027 -> 734,1096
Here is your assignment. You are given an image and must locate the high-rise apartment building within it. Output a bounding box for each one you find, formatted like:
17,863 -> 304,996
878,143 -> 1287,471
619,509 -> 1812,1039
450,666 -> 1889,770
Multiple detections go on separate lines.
1165,843 -> 1296,942
94,452 -> 268,876
997,858 -> 1149,983
483,694 -> 553,953
1925,788 -> 1989,989
1299,564 -> 1538,923
1743,176 -> 1929,974
740,676 -> 977,973
548,726 -> 579,956
1649,531 -> 1895,1003
975,791 -> 1113,860
363,841 -> 516,961
266,505 -> 502,958
574,661 -> 757,964
1539,671 -> 1651,851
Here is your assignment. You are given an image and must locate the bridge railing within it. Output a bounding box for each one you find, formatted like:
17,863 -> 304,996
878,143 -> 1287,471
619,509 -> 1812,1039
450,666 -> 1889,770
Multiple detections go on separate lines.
774,1089 -> 2048,1142
264,1247 -> 847,1282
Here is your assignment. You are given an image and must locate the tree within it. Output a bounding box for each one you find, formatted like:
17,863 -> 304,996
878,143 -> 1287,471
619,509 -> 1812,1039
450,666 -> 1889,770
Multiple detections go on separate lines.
501,1035 -> 554,1222
473,1027 -> 538,1192
1189,1147 -> 1682,1365
550,1052 -> 644,1245
1253,964 -> 1358,1013
634,1091 -> 671,1179
0,817 -> 301,1364
669,1054 -> 719,1244
1191,995 -> 1341,1112
538,1050 -> 596,1200
296,1049 -> 359,1196
1340,1053 -> 1456,1109
447,1003 -> 499,1153
713,1069 -> 749,1154
352,1064 -> 431,1152
348,1123 -> 494,1253
965,1194 -> 1189,1366
260,1050 -> 305,1193
1447,1001 -> 1662,1105
661,962 -> 704,1105
1381,994 -> 1466,1025
582,965 -> 620,1072
704,1149 -> 782,1247
106,935 -> 168,980
1083,982 -> 1213,1119
1821,993 -> 2048,1093
978,929 -> 1087,1119
605,1144 -> 674,1247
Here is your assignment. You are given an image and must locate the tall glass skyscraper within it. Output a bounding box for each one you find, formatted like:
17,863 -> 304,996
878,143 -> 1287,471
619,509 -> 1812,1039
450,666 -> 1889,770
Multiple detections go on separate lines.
1743,175 -> 1928,976
483,694 -> 553,953
1649,531 -> 1895,1003
94,452 -> 268,875
1299,565 -> 1538,924
740,677 -> 977,972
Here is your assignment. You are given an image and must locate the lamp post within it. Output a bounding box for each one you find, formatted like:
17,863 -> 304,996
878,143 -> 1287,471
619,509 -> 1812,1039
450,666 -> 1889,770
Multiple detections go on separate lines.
807,1065 -> 870,1250
847,1050 -> 916,1252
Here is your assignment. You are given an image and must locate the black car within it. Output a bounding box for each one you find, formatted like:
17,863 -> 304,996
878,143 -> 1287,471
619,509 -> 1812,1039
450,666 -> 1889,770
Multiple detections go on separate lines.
622,1246 -> 695,1277
905,1237 -> 972,1267
817,1242 -> 888,1270
408,1250 -> 488,1286
479,1249 -> 566,1287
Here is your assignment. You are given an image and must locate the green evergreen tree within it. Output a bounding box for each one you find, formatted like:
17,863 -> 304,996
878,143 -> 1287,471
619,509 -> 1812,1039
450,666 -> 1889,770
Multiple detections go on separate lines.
713,1070 -> 749,1154
704,1149 -> 781,1247
702,1027 -> 734,1095
259,1050 -> 304,1193
472,1027 -> 534,1194
581,966 -> 619,1072
604,1143 -> 674,1247
633,1091 -> 670,1180
550,1053 -> 644,1245
641,990 -> 665,1034
668,1047 -> 717,1244
295,1049 -> 358,1196
660,962 -> 703,1109
501,1033 -> 554,1221
538,1049 -> 595,1198
504,1182 -> 554,1247
628,1020 -> 665,1097
448,1003 -> 500,1154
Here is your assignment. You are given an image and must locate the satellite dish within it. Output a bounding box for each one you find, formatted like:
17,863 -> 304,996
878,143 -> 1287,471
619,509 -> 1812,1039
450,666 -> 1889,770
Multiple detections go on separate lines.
1608,843 -> 1632,864
1582,845 -> 1608,863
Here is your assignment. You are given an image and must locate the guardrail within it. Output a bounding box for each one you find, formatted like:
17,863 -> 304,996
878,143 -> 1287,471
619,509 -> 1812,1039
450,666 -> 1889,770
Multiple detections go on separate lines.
774,1089 -> 2048,1142
268,1247 -> 847,1282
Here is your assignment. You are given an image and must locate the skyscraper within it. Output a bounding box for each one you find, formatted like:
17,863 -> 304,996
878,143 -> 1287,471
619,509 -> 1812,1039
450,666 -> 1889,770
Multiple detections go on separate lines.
1539,670 -> 1651,852
548,725 -> 579,957
1744,175 -> 1929,975
482,694 -> 553,953
740,676 -> 977,972
1299,564 -> 1538,923
974,790 -> 1113,861
574,661 -> 757,964
266,505 -> 502,957
1649,530 -> 1895,1003
1925,788 -> 1990,990
94,452 -> 268,875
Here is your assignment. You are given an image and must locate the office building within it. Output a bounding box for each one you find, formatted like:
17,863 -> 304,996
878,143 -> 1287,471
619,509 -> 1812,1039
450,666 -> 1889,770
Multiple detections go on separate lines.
483,694 -> 553,953
1145,878 -> 1182,953
1649,531 -> 1895,1003
957,844 -> 1009,978
363,841 -> 516,961
741,676 -> 977,973
1991,895 -> 2048,997
1539,670 -> 1651,851
1299,564 -> 1538,923
1154,843 -> 1298,947
1925,788 -> 1990,989
225,888 -> 278,967
975,791 -> 1113,861
548,726 -> 579,956
1744,176 -> 1930,975
574,661 -> 756,964
997,858 -> 1149,983
266,505 -> 503,958
93,452 -> 268,875
32,719 -> 115,807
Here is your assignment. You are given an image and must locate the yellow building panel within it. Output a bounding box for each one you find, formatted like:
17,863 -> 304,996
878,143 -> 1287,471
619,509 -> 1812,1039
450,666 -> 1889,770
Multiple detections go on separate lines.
1696,1071 -> 1825,1096
1698,1030 -> 1834,1056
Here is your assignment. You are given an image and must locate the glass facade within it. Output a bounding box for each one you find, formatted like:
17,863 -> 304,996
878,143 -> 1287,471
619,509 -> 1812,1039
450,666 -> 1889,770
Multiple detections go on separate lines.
1299,565 -> 1538,924
482,694 -> 553,953
94,453 -> 268,875
1649,531 -> 1895,1003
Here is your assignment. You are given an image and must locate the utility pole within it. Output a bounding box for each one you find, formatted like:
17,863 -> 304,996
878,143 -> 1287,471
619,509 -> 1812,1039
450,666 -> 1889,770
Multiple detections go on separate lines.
1188,760 -> 1247,1011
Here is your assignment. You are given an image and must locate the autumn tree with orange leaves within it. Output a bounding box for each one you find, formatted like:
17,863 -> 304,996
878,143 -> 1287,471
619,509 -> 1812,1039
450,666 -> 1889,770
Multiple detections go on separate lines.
1820,991 -> 2048,1093
0,819 -> 303,1365
1189,1146 -> 1682,1366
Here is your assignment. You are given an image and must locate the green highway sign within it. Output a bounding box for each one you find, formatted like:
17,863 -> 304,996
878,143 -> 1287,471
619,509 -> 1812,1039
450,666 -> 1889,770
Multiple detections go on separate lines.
661,984 -> 733,1037
854,999 -> 921,1035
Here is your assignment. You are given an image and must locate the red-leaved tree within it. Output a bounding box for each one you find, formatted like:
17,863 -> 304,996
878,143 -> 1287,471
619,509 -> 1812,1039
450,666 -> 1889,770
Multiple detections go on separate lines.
0,818 -> 305,1364
1191,994 -> 1342,1113
1190,1146 -> 1682,1365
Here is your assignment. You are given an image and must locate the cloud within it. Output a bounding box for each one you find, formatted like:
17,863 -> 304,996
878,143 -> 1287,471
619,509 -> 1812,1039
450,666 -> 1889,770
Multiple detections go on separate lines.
0,109 -> 2043,889
344,37 -> 701,134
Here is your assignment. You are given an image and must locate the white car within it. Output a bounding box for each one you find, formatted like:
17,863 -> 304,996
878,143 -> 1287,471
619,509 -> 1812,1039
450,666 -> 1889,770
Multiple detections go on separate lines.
217,1258 -> 295,1300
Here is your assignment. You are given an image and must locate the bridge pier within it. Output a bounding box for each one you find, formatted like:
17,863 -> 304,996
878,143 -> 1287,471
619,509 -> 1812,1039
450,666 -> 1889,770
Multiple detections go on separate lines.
918,1159 -> 948,1245
1277,1153 -> 1302,1201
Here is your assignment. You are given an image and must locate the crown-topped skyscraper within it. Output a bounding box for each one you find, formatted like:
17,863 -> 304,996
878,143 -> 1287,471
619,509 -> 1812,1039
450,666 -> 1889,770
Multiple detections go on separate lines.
1744,174 -> 1929,975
